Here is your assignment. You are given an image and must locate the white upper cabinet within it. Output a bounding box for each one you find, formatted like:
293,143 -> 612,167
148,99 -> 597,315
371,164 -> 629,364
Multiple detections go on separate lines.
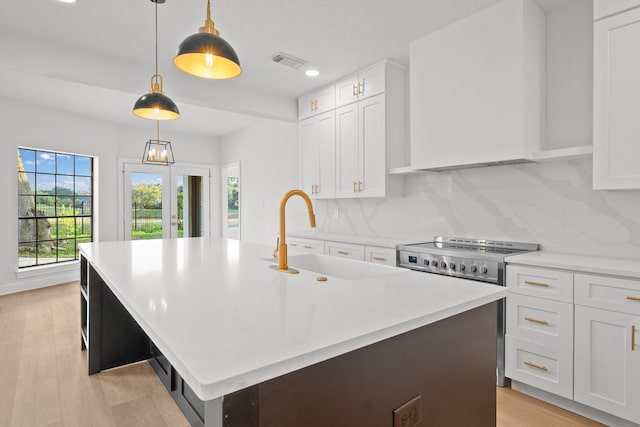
594,0 -> 640,20
298,85 -> 335,120
408,0 -> 545,170
335,94 -> 387,198
335,63 -> 386,108
300,111 -> 336,199
593,5 -> 640,189
298,60 -> 406,199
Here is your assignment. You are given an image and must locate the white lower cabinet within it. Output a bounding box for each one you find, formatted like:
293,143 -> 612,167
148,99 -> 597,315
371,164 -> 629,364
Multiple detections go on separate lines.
507,263 -> 640,425
574,272 -> 640,424
325,241 -> 365,261
286,237 -> 325,255
364,246 -> 396,266
506,336 -> 573,399
574,305 -> 640,424
506,265 -> 574,398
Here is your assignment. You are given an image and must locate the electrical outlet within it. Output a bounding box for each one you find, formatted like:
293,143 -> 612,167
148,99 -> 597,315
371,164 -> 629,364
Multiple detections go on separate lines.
393,395 -> 422,427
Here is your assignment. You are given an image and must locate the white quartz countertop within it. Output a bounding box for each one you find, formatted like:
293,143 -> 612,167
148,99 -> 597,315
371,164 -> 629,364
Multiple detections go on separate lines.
80,238 -> 506,401
506,251 -> 640,279
287,230 -> 419,248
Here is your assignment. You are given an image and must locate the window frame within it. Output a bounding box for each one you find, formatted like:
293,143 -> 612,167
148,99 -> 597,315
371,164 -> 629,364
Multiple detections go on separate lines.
17,147 -> 94,269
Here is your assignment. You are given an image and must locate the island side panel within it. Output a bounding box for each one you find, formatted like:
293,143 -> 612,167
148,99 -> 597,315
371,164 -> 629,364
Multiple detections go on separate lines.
86,264 -> 151,374
226,301 -> 497,427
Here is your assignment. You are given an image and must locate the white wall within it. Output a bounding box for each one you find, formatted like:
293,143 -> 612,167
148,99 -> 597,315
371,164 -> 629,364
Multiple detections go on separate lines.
219,120 -> 309,246
1,98 -> 220,295
545,0 -> 593,149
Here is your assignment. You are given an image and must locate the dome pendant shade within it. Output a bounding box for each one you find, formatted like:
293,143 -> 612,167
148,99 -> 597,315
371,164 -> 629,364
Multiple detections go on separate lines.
133,93 -> 180,120
133,73 -> 179,120
174,0 -> 241,80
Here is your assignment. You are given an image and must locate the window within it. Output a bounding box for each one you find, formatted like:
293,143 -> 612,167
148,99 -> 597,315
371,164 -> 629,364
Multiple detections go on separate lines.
18,148 -> 93,268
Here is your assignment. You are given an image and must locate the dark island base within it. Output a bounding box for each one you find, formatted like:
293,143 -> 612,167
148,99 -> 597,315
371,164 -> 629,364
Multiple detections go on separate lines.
225,301 -> 498,427
82,258 -> 497,427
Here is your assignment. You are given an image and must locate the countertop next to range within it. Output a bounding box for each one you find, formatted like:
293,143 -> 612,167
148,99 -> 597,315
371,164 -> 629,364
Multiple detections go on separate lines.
79,237 -> 506,402
505,251 -> 640,279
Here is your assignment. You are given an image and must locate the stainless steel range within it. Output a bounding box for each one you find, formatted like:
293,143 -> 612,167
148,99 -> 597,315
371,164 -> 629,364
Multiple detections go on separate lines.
396,236 -> 539,386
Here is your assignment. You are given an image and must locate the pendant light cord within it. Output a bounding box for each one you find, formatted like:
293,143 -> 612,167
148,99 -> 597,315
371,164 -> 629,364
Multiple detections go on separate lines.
155,0 -> 158,76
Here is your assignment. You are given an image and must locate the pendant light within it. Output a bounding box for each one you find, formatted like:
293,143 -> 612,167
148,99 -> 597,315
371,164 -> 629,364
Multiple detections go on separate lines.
133,0 -> 180,120
142,121 -> 175,165
174,0 -> 241,80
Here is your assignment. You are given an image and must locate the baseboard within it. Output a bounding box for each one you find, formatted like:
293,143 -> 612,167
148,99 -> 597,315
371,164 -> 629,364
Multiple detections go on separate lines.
511,381 -> 639,427
0,269 -> 79,295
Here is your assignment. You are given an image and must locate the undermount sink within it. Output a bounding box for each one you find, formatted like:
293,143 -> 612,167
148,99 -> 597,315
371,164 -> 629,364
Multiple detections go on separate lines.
284,253 -> 399,280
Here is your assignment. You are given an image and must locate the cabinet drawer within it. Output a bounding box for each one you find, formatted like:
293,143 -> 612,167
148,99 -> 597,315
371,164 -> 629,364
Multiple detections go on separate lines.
507,265 -> 573,303
287,238 -> 324,255
575,273 -> 640,315
505,336 -> 573,399
364,246 -> 396,266
325,241 -> 365,261
506,294 -> 573,351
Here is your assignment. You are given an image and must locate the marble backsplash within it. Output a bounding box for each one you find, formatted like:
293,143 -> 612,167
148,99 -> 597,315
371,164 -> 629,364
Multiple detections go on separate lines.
313,158 -> 640,259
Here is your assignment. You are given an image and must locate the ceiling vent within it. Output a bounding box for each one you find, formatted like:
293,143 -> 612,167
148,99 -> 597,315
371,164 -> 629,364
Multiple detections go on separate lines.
271,52 -> 308,69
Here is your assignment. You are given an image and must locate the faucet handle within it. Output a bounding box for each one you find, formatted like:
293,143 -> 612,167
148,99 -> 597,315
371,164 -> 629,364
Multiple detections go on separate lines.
273,237 -> 280,258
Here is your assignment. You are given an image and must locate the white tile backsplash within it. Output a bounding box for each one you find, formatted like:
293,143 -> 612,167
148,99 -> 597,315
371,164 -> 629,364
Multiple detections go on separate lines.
314,158 -> 640,258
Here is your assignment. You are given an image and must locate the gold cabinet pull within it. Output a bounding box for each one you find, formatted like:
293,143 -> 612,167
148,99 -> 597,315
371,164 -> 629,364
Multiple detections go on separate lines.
627,296 -> 640,301
372,256 -> 386,261
314,99 -> 318,111
352,84 -> 358,97
358,81 -> 364,94
358,181 -> 362,192
524,280 -> 549,287
337,250 -> 349,255
524,361 -> 548,371
524,316 -> 549,325
353,181 -> 357,193
633,325 -> 637,351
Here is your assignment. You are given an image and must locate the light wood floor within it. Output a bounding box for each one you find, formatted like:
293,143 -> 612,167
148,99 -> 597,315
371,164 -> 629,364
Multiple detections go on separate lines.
0,282 -> 606,427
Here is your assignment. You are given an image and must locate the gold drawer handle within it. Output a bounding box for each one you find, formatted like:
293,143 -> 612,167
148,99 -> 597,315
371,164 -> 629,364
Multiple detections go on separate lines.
372,256 -> 386,261
337,250 -> 349,255
524,361 -> 548,371
358,82 -> 364,94
627,296 -> 640,301
303,245 -> 312,249
352,84 -> 358,97
524,280 -> 549,287
524,317 -> 549,325
633,325 -> 636,351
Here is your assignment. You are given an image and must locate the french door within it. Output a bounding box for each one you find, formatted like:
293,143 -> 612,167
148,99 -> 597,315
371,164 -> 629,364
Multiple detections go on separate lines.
121,162 -> 211,240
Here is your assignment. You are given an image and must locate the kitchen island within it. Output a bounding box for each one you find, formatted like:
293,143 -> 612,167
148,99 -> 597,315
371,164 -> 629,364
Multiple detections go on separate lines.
79,237 -> 507,427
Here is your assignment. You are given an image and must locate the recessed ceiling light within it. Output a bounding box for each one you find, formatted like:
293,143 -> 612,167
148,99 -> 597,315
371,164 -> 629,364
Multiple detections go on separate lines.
305,69 -> 320,77
58,0 -> 77,3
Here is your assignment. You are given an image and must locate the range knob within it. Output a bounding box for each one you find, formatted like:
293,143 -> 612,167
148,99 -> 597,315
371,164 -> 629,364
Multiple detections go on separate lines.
458,264 -> 466,271
424,260 -> 431,266
470,265 -> 478,273
449,262 -> 456,270
480,266 -> 488,274
440,261 -> 447,269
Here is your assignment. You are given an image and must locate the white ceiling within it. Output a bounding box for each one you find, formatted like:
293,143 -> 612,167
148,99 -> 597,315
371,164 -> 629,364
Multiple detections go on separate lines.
0,0 -> 579,137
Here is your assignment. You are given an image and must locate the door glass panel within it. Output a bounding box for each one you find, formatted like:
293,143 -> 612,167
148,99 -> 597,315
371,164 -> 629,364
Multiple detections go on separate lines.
131,172 -> 163,240
176,175 -> 204,238
227,177 -> 239,231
